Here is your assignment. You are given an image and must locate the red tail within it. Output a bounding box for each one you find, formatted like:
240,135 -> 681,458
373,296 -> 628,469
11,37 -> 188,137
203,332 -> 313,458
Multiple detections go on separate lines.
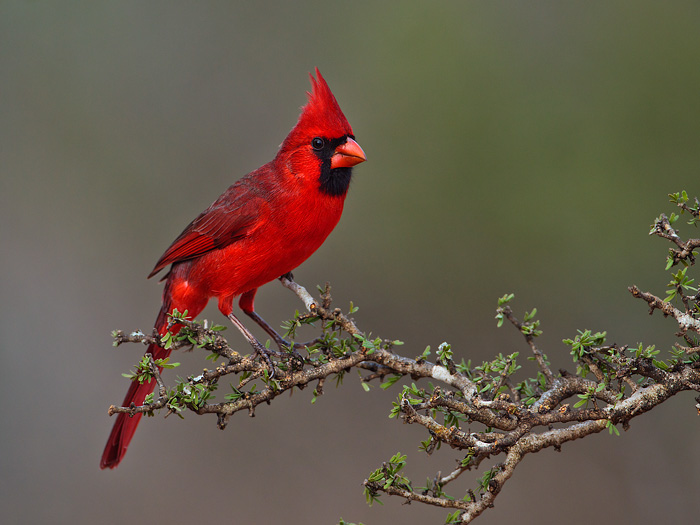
100,308 -> 172,469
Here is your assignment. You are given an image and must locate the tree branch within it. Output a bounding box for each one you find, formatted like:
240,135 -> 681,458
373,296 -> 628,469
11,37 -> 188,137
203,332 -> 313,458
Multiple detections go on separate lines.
107,191 -> 700,524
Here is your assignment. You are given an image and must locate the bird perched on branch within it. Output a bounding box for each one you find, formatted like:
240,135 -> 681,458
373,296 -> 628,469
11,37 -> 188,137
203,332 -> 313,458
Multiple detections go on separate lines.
101,69 -> 366,469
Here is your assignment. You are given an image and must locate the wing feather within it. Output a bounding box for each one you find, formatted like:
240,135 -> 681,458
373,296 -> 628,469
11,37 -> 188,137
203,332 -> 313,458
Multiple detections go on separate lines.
147,178 -> 264,278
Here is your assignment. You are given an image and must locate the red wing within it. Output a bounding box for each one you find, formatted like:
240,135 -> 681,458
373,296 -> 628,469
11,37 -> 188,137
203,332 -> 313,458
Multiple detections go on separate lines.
148,190 -> 261,278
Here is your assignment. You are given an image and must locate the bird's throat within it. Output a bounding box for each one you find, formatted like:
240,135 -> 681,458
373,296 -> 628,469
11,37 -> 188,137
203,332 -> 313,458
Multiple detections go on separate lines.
319,165 -> 353,197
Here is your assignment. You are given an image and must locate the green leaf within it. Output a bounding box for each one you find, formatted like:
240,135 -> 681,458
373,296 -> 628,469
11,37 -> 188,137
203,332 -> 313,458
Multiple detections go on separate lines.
367,470 -> 384,483
523,308 -> 537,322
380,374 -> 402,390
665,256 -> 675,271
606,420 -> 620,436
446,511 -> 463,524
497,293 -> 514,306
573,397 -> 588,408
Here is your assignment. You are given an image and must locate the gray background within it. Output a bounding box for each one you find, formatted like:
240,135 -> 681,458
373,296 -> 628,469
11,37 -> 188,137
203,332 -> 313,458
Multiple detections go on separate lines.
2,2 -> 699,524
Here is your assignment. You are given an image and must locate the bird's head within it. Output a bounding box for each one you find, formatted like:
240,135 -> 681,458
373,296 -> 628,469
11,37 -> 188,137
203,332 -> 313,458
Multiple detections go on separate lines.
278,68 -> 366,197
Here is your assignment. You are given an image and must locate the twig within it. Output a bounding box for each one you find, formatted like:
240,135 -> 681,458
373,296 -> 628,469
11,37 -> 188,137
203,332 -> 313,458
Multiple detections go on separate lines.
628,285 -> 700,334
498,306 -> 554,386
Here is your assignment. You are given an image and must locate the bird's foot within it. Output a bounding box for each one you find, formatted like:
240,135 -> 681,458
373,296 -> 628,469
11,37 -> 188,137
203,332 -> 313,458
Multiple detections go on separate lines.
252,340 -> 278,379
243,308 -> 307,368
227,312 -> 277,378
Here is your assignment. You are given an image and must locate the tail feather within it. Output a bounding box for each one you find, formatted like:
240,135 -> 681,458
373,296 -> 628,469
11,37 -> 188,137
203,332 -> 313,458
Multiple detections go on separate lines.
100,308 -> 172,469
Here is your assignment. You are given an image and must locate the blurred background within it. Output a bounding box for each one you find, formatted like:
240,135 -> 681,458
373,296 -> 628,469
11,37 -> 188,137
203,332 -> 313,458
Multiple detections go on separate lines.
2,2 -> 699,523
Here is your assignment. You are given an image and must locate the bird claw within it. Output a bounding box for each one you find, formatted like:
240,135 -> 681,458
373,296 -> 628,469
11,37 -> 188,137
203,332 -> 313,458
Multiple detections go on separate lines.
284,346 -> 306,371
253,342 -> 277,379
265,341 -> 306,373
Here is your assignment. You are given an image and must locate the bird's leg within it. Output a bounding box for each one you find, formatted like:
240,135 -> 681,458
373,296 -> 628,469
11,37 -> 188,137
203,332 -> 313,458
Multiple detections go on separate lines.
227,313 -> 276,378
243,309 -> 308,371
244,309 -> 292,350
238,288 -> 306,372
240,278 -> 316,356
240,287 -> 302,352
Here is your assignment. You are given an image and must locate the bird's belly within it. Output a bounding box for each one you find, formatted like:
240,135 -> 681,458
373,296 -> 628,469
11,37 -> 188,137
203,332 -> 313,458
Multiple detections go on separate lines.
201,206 -> 341,298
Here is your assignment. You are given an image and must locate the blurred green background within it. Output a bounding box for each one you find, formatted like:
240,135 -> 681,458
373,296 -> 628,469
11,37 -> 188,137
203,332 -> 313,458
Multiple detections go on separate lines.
2,2 -> 699,524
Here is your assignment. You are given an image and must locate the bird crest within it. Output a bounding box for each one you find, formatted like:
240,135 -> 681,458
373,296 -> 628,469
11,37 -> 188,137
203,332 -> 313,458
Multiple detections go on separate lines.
283,68 -> 354,148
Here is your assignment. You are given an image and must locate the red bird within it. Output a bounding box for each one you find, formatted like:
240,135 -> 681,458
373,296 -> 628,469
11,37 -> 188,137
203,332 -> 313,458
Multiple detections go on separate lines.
101,69 -> 366,469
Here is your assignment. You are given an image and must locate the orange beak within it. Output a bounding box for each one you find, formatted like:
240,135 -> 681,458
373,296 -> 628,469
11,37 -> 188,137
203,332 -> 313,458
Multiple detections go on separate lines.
330,137 -> 366,169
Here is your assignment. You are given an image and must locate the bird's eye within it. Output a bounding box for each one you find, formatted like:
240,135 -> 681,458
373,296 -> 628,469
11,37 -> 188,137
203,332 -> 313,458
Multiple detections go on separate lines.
311,137 -> 325,150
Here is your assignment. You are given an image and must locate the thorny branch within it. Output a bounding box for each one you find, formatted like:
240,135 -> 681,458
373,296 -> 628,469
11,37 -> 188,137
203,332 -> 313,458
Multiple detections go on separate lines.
494,305 -> 554,386
108,192 -> 700,524
650,212 -> 700,266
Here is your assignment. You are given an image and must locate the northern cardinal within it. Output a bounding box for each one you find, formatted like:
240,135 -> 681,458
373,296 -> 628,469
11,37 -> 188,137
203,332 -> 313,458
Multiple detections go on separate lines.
101,69 -> 366,469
